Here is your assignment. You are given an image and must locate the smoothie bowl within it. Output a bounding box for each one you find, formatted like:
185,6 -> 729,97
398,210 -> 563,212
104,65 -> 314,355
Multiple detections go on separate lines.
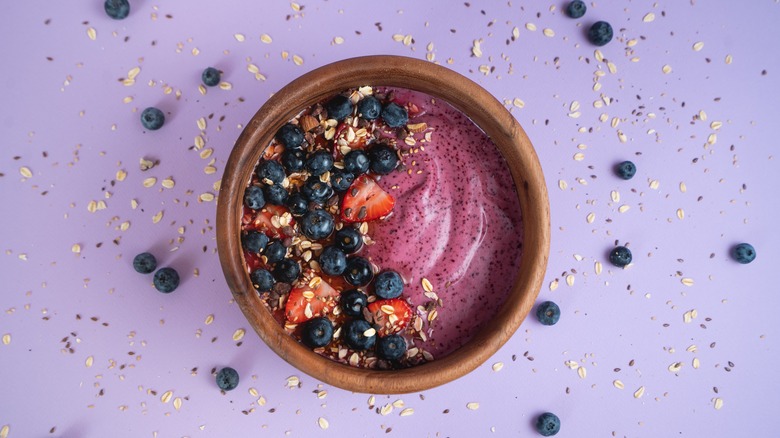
216,56 -> 549,393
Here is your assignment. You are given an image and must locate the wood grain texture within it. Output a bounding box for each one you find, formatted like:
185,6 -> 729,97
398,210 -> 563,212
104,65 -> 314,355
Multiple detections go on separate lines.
216,55 -> 549,394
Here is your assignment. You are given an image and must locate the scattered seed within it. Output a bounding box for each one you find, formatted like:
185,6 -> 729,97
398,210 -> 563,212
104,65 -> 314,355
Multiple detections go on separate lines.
20,166 -> 32,178
693,41 -> 704,51
87,27 -> 97,40
85,355 -> 94,367
466,402 -> 480,410
173,397 -> 182,410
566,274 -> 575,287
713,398 -> 723,410
668,362 -> 683,373
400,407 -> 414,417
161,390 -> 173,403
662,64 -> 672,74
318,417 -> 329,429
578,366 -> 587,379
232,328 -> 245,341
422,277 -> 433,292
162,178 -> 175,189
143,177 -> 157,188
643,12 -> 656,22
681,278 -> 694,287
1,334 -> 9,345
633,386 -> 645,399
492,362 -> 504,372
613,380 -> 624,389
72,244 -> 81,254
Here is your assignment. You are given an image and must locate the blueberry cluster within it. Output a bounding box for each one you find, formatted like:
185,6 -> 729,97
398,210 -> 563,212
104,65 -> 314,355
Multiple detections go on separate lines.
563,1 -> 613,47
132,252 -> 180,293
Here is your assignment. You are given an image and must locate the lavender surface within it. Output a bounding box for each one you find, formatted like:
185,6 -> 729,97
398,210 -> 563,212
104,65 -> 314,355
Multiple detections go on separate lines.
1,1 -> 778,437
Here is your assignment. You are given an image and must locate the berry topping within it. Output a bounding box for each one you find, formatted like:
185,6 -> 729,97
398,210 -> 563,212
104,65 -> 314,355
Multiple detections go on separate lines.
104,0 -> 130,20
368,143 -> 399,175
244,185 -> 266,210
357,95 -> 382,120
247,205 -> 292,237
133,252 -> 157,274
334,227 -> 363,254
276,123 -> 305,149
201,67 -> 221,87
565,0 -> 586,18
339,289 -> 368,317
367,298 -> 412,335
319,246 -> 348,276
343,256 -> 374,287
153,267 -> 179,293
285,192 -> 309,217
215,367 -> 239,391
325,94 -> 353,121
263,239 -> 287,264
285,279 -> 339,323
273,259 -> 301,283
615,161 -> 636,180
340,174 -> 395,223
381,102 -> 408,128
588,21 -> 613,46
140,107 -> 165,130
376,334 -> 407,361
306,150 -> 334,176
301,317 -> 334,348
343,150 -> 370,176
281,148 -> 306,173
536,301 -> 561,326
299,209 -> 335,241
343,319 -> 377,351
256,160 -> 286,185
373,270 -> 404,299
241,230 -> 269,253
732,243 -> 756,264
609,245 -> 632,268
301,176 -> 334,205
330,169 -> 355,192
250,268 -> 275,292
535,412 -> 561,436
263,184 -> 289,205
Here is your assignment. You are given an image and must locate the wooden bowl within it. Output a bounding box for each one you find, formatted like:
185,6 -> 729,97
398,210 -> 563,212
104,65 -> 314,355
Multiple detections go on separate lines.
216,55 -> 549,394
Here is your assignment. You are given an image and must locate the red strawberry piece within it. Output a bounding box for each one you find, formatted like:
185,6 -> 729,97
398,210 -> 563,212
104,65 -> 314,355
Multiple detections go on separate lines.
367,298 -> 412,335
284,279 -> 340,324
340,174 -> 395,223
243,250 -> 263,272
247,205 -> 294,238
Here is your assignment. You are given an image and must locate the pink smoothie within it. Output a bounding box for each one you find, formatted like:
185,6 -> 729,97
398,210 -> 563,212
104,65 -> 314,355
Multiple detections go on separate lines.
365,88 -> 523,359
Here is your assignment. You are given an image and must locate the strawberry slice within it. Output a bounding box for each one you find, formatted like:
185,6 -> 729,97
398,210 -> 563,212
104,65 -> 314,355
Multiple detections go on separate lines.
247,204 -> 294,238
367,298 -> 412,336
340,174 -> 395,223
284,279 -> 340,324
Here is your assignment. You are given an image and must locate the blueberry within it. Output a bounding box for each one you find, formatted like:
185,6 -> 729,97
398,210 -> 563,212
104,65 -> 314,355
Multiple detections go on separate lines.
104,0 -> 130,19
535,412 -> 561,436
588,21 -> 613,46
344,256 -> 374,287
335,227 -> 363,254
343,319 -> 376,351
343,150 -> 370,176
263,239 -> 287,264
536,301 -> 561,326
306,150 -> 334,176
299,209 -> 335,241
381,102 -> 408,128
140,107 -> 165,130
153,267 -> 179,293
215,367 -> 239,391
374,270 -> 404,299
330,169 -> 355,192
732,243 -> 756,264
281,148 -> 306,173
301,317 -> 334,348
368,143 -> 399,175
325,95 -> 353,121
133,252 -> 157,274
301,176 -> 334,205
263,184 -> 289,205
256,160 -> 286,185
609,246 -> 632,268
286,192 -> 309,217
565,0 -> 586,19
273,259 -> 301,283
276,123 -> 305,149
615,161 -> 636,180
250,268 -> 275,292
242,230 -> 269,253
201,67 -> 221,87
319,246 -> 347,276
339,289 -> 368,317
376,334 -> 407,361
244,185 -> 266,210
358,96 -> 382,120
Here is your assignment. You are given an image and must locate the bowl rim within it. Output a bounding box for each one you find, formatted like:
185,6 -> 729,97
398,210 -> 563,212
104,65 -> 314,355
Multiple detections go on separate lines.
216,55 -> 549,394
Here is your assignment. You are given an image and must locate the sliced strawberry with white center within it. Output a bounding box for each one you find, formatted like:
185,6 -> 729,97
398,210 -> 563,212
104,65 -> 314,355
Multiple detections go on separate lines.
284,278 -> 340,324
340,174 -> 395,223
367,298 -> 412,336
247,204 -> 294,238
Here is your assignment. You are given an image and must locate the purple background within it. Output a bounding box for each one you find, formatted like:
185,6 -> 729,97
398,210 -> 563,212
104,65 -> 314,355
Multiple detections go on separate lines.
1,1 -> 778,436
